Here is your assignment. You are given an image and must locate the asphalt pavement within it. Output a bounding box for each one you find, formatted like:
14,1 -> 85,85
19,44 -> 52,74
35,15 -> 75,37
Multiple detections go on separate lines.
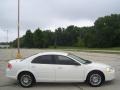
0,49 -> 120,90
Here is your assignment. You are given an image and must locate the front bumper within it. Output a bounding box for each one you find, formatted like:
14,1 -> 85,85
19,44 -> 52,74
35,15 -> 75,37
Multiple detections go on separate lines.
104,69 -> 115,81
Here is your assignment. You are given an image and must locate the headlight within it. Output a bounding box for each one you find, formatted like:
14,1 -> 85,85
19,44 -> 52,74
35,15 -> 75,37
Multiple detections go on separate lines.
106,67 -> 114,72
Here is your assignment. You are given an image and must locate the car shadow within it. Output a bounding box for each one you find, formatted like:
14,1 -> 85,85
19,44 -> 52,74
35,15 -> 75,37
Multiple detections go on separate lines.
1,80 -> 115,88
102,80 -> 116,86
33,81 -> 115,88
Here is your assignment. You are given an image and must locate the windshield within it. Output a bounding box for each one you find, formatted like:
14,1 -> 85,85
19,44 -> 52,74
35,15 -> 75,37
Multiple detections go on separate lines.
68,53 -> 92,64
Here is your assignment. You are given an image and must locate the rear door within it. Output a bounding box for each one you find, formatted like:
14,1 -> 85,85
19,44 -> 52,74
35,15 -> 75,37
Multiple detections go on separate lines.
31,55 -> 56,82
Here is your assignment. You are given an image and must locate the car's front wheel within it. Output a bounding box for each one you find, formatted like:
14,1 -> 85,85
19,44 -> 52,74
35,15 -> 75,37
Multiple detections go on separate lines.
18,72 -> 35,87
87,71 -> 104,87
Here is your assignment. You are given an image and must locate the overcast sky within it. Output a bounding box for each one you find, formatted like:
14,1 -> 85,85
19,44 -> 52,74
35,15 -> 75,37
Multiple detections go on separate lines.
0,0 -> 120,42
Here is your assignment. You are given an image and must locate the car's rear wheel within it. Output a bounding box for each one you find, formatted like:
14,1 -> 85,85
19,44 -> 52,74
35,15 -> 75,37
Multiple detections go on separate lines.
87,71 -> 104,87
18,72 -> 35,87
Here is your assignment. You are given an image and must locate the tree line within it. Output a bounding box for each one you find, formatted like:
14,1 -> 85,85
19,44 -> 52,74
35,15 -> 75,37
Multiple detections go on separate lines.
11,14 -> 120,48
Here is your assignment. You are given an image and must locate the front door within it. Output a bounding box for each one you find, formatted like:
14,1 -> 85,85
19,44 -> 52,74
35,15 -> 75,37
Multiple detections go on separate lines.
54,55 -> 84,82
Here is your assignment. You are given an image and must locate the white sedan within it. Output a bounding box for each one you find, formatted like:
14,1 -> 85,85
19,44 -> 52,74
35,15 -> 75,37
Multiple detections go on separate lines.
6,52 -> 115,87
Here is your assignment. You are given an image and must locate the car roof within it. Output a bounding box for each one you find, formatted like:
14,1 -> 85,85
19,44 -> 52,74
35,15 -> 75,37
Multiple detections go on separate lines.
36,52 -> 68,56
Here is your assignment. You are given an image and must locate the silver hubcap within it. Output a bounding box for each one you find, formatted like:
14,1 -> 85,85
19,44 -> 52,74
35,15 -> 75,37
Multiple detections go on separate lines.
90,74 -> 101,86
20,75 -> 32,86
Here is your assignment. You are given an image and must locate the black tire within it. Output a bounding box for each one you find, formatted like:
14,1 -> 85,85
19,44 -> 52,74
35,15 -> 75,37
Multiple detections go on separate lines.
18,72 -> 35,87
86,71 -> 104,87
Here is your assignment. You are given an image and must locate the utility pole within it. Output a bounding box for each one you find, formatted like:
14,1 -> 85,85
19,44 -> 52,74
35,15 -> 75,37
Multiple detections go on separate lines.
6,29 -> 8,49
16,0 -> 22,59
4,29 -> 9,49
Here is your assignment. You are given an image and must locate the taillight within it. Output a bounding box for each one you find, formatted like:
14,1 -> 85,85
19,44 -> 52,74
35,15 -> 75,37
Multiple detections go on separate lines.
8,63 -> 12,69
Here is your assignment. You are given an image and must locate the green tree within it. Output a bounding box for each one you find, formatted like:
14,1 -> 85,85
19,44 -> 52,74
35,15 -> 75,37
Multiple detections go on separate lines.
23,30 -> 34,48
94,14 -> 120,47
11,14 -> 120,48
33,28 -> 43,48
42,30 -> 54,48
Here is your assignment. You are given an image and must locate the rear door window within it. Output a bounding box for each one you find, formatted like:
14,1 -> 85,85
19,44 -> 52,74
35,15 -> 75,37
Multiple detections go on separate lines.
31,55 -> 55,64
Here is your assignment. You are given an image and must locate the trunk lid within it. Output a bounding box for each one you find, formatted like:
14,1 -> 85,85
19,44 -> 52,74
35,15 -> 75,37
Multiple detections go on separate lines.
8,59 -> 22,64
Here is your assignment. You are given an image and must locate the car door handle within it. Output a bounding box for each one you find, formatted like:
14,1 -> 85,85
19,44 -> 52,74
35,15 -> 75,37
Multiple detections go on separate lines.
32,66 -> 36,68
58,67 -> 62,69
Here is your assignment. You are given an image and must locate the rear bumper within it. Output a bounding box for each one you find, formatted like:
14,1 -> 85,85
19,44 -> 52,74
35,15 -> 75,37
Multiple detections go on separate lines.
6,69 -> 17,80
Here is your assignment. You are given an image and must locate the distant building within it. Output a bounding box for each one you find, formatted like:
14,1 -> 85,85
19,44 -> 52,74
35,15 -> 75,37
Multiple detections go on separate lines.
0,45 -> 10,48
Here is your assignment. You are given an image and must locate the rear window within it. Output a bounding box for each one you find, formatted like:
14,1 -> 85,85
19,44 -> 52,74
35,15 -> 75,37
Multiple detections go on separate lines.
31,55 -> 54,64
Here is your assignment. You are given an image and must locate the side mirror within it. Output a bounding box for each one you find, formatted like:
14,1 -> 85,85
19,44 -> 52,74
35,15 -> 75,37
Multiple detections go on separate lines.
74,62 -> 81,66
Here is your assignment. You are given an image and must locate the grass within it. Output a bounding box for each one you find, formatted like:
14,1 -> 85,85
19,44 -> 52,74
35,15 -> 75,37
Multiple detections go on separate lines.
1,47 -> 120,54
48,46 -> 120,54
49,46 -> 120,50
